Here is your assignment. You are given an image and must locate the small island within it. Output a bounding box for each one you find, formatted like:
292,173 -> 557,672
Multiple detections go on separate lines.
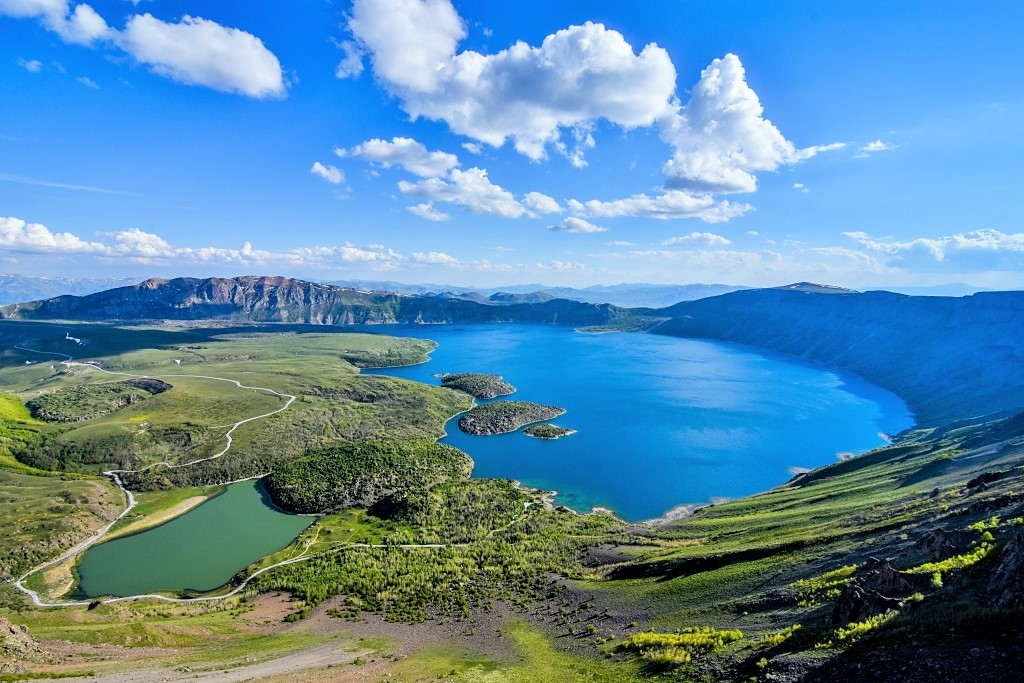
523,423 -> 575,440
458,401 -> 565,436
440,372 -> 516,399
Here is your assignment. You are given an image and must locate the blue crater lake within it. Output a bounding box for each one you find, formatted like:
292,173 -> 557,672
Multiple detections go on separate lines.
368,324 -> 914,522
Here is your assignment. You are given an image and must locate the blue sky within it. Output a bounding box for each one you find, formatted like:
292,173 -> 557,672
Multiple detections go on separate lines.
2,0 -> 1023,289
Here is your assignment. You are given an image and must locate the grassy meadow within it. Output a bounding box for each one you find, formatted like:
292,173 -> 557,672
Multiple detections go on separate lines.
1,319 -> 1023,681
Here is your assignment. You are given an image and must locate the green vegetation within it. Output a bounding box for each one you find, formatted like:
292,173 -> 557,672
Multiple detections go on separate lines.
818,609 -> 899,648
0,393 -> 36,423
3,319 -> 1024,680
790,564 -> 858,606
523,423 -> 574,439
758,623 -> 802,647
906,542 -> 994,577
265,440 -> 473,514
387,619 -> 646,682
440,373 -> 516,399
386,479 -> 530,544
25,379 -> 171,423
619,627 -> 743,665
337,342 -> 436,368
0,470 -> 119,584
458,401 -> 565,435
19,422 -> 217,476
251,480 -> 625,622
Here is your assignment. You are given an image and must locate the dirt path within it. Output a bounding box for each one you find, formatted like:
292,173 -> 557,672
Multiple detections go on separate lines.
55,642 -> 368,683
11,341 -> 298,608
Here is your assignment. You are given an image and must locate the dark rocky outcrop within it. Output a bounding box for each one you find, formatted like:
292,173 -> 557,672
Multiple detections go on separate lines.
914,527 -> 958,562
987,529 -> 1024,610
831,559 -> 927,624
0,617 -> 45,667
831,584 -> 902,625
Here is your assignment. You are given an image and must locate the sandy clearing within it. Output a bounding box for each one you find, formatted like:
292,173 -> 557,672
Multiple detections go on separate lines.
105,495 -> 211,540
53,642 -> 368,683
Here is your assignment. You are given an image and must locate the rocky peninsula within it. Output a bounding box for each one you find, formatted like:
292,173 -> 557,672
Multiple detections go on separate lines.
440,372 -> 516,399
457,401 -> 565,436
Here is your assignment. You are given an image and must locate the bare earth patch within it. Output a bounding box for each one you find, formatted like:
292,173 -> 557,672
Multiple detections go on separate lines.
106,495 -> 211,541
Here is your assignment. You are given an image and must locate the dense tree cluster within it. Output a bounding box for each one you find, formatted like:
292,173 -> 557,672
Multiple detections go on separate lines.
440,373 -> 516,399
458,401 -> 565,435
25,380 -> 170,423
264,440 -> 473,514
251,483 -> 626,622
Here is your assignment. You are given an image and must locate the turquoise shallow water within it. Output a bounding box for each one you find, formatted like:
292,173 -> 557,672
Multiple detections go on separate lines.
368,324 -> 914,521
74,479 -> 313,598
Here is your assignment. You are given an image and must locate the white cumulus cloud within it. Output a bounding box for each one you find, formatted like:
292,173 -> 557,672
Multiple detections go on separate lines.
398,167 -> 526,218
844,229 -> 1024,263
0,215 -> 107,254
334,39 -> 366,79
118,14 -> 286,98
0,0 -> 108,44
0,0 -> 68,27
343,0 -> 676,164
522,192 -> 562,215
0,2 -> 286,98
568,190 -> 752,222
0,215 -> 405,269
60,3 -> 109,44
310,161 -> 344,184
660,54 -> 843,193
18,57 -> 42,71
412,250 -> 460,265
548,217 -> 607,234
662,231 -> 731,247
337,137 -> 459,177
862,139 -> 893,153
407,203 -> 449,221
855,139 -> 895,158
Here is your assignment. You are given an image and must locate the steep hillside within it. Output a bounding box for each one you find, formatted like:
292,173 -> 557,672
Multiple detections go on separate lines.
0,276 -> 629,327
650,288 -> 1024,425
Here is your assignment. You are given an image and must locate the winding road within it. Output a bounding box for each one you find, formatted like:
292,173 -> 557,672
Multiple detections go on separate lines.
11,338 -> 304,607
9,335 -> 510,609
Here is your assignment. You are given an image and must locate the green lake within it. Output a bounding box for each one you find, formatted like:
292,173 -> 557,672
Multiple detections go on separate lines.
74,479 -> 313,598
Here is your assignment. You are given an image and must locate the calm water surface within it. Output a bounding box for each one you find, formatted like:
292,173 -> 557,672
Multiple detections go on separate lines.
369,324 -> 914,521
73,324 -> 913,597
75,479 -> 313,598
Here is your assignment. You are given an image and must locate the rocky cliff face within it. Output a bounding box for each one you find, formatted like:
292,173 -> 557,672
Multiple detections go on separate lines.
650,288 -> 1024,425
0,275 -> 628,327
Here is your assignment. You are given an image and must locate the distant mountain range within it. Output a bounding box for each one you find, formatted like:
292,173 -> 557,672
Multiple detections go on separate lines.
0,274 -> 993,309
0,275 -> 635,327
2,274 -> 1022,427
0,274 -> 142,305
327,279 -> 746,307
